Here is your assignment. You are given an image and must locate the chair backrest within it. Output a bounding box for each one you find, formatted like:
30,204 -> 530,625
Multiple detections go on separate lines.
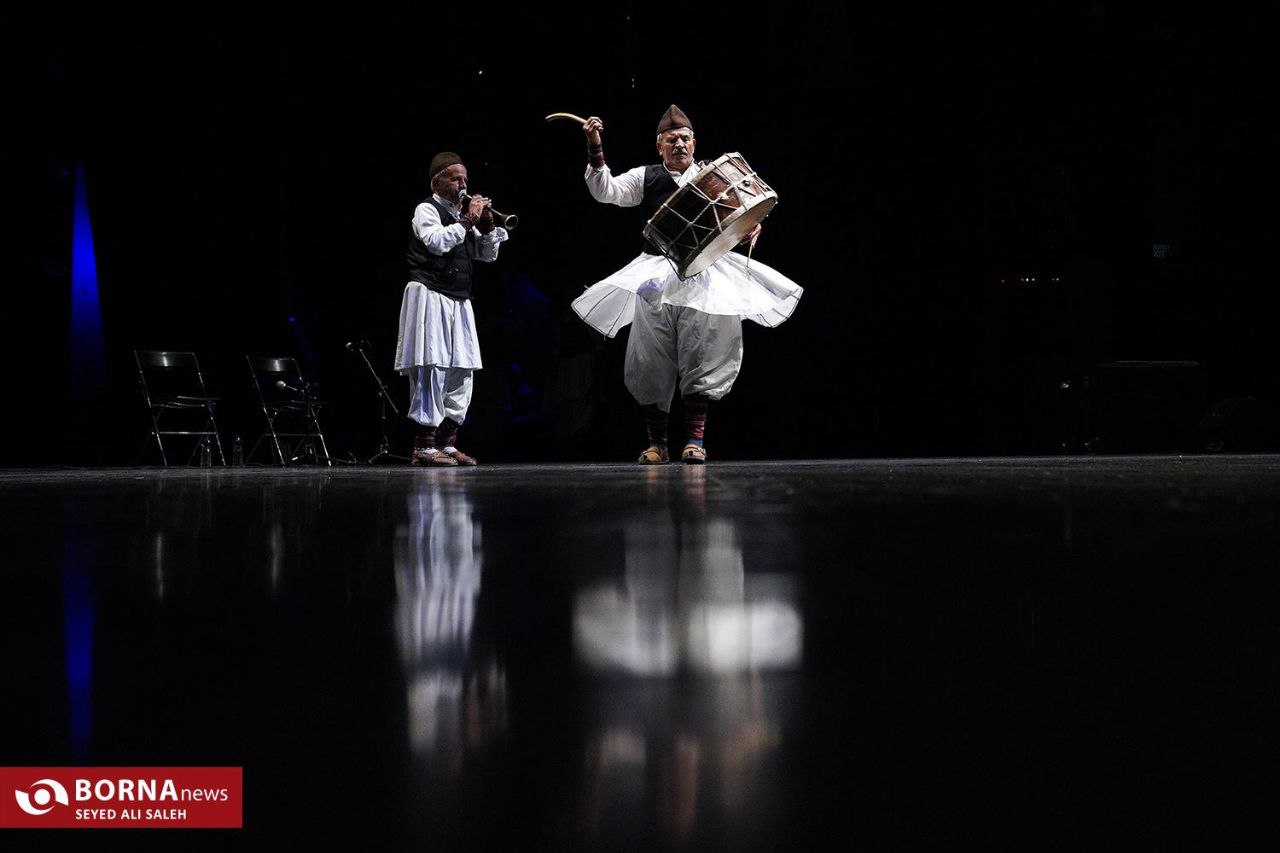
134,350 -> 210,401
246,355 -> 308,406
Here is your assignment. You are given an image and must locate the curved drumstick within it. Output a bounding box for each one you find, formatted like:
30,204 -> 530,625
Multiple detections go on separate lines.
544,112 -> 589,126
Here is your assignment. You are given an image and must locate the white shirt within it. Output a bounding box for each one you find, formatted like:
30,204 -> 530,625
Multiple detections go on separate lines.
584,162 -> 698,208
412,193 -> 508,260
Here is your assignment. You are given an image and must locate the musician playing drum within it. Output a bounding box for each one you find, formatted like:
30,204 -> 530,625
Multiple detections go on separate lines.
572,105 -> 804,464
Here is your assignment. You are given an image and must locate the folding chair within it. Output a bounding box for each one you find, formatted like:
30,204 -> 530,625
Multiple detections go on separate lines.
245,355 -> 333,466
134,350 -> 226,467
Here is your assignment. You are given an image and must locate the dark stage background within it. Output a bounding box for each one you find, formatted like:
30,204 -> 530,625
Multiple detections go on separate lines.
30,7 -> 1278,466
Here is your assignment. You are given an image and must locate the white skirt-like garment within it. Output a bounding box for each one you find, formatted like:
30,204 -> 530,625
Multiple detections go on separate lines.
394,283 -> 483,372
571,251 -> 803,338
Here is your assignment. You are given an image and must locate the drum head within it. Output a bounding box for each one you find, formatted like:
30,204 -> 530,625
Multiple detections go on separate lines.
678,196 -> 777,278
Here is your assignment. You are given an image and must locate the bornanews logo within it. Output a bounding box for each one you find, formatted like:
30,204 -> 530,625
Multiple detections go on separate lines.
1,767 -> 242,829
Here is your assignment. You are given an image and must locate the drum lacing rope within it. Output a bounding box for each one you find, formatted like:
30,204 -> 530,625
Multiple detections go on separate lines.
653,167 -> 765,282
719,172 -> 762,282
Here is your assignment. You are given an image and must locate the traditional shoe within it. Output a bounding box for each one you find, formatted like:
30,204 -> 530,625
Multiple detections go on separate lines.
443,448 -> 478,466
637,446 -> 670,465
411,447 -> 458,467
681,444 -> 707,464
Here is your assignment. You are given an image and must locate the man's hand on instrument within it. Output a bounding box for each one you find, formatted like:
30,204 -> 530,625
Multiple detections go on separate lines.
465,195 -> 491,219
477,205 -> 496,234
739,223 -> 762,248
583,117 -> 603,146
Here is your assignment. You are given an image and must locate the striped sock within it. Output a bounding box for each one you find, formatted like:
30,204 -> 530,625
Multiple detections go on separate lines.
683,397 -> 709,447
437,417 -> 460,449
643,404 -> 668,449
414,426 -> 437,452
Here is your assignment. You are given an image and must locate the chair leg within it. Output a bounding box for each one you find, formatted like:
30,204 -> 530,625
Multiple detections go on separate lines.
266,414 -> 287,467
150,412 -> 169,467
138,432 -> 163,467
208,410 -> 227,467
316,428 -> 333,467
306,411 -> 332,466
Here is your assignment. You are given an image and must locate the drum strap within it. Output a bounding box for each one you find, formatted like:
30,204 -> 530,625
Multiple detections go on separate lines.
745,226 -> 760,281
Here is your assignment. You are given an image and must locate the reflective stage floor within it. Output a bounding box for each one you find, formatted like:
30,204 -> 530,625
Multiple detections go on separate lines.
3,456 -> 1279,848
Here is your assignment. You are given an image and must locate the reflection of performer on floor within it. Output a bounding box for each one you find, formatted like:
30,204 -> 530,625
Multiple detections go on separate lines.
573,468 -> 798,846
394,482 -> 507,778
571,105 -> 804,465
395,151 -> 510,467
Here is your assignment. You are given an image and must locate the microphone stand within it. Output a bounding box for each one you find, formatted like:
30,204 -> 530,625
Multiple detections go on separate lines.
348,343 -> 409,464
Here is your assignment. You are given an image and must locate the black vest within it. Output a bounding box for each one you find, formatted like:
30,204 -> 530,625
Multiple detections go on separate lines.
406,198 -> 476,301
639,164 -> 681,255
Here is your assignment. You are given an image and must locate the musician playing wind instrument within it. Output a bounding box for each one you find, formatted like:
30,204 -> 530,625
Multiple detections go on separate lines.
570,105 -> 804,464
395,151 -> 510,467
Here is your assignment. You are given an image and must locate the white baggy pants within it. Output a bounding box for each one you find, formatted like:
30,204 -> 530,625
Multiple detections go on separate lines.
623,293 -> 743,411
407,367 -> 474,427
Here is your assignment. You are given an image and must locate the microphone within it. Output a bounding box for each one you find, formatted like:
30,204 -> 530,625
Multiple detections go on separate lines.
345,340 -> 371,353
275,380 -> 310,395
